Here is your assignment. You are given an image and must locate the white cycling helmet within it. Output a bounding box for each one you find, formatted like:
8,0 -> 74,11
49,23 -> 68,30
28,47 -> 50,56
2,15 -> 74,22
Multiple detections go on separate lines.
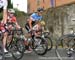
8,9 -> 15,13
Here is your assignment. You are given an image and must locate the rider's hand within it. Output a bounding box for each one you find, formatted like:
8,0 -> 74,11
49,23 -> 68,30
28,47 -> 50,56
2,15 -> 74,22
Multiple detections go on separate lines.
1,20 -> 7,26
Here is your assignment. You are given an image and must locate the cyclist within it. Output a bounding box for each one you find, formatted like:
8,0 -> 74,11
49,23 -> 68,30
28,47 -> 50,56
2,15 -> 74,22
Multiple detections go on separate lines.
25,7 -> 44,32
25,8 -> 44,52
7,9 -> 21,30
40,20 -> 46,31
0,0 -> 8,52
32,21 -> 46,36
6,9 -> 22,44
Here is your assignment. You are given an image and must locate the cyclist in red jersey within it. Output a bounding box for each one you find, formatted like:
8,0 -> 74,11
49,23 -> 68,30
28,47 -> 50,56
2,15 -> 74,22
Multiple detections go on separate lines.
7,9 -> 21,30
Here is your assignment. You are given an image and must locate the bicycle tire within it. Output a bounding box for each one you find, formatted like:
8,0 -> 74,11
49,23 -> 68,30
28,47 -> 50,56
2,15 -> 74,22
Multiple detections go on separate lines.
45,37 -> 53,51
12,38 -> 25,60
0,41 -> 5,60
42,32 -> 53,51
61,36 -> 74,49
16,38 -> 25,53
12,51 -> 24,60
33,37 -> 48,55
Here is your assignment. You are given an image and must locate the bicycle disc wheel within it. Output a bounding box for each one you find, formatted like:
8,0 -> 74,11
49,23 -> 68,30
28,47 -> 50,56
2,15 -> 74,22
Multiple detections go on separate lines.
33,37 -> 48,55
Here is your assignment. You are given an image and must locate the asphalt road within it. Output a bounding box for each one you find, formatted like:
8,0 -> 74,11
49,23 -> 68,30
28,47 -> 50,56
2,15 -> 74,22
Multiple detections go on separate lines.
1,48 -> 75,60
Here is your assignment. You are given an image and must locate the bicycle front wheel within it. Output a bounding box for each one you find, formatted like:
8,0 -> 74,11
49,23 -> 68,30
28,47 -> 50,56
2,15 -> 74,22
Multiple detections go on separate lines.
11,38 -> 25,60
12,50 -> 24,60
33,37 -> 48,55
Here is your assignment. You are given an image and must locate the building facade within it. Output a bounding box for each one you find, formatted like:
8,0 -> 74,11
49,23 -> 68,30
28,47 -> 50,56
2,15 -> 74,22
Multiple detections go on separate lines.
28,0 -> 75,13
28,0 -> 50,13
12,0 -> 75,13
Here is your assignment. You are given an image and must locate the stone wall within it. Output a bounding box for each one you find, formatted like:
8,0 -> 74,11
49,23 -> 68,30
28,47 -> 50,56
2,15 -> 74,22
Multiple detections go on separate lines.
43,3 -> 75,39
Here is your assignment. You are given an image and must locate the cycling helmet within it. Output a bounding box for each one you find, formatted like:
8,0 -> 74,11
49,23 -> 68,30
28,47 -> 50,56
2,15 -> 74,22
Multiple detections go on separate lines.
40,21 -> 46,26
8,9 -> 15,13
37,8 -> 44,12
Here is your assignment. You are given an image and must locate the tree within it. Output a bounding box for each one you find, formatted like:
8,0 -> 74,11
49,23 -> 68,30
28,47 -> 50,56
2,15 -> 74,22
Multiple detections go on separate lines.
8,0 -> 13,8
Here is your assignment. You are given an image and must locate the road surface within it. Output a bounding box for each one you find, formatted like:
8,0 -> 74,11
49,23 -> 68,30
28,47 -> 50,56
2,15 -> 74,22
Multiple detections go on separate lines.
1,48 -> 75,60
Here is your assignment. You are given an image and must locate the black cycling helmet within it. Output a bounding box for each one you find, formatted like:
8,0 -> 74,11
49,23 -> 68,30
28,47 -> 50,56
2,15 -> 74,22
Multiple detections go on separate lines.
37,7 -> 44,12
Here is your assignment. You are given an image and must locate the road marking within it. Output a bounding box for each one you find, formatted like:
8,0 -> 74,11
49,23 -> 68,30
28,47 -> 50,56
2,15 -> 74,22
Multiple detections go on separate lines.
0,56 -> 2,59
55,49 -> 62,60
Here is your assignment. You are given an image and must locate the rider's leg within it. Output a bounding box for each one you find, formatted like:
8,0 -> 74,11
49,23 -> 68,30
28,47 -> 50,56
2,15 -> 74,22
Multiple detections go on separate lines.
3,32 -> 8,52
7,35 -> 12,44
25,23 -> 30,32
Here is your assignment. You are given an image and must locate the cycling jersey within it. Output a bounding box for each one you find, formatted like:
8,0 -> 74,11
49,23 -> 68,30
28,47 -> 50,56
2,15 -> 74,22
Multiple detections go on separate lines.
7,16 -> 17,23
11,16 -> 16,23
30,13 -> 42,21
33,24 -> 40,31
33,24 -> 42,32
25,13 -> 42,32
0,0 -> 7,9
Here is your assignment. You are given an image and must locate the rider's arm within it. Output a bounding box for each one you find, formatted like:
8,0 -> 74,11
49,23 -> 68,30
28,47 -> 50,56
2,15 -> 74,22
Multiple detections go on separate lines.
3,0 -> 8,24
3,9 -> 7,24
29,18 -> 33,30
15,22 -> 21,28
29,13 -> 36,30
13,17 -> 21,28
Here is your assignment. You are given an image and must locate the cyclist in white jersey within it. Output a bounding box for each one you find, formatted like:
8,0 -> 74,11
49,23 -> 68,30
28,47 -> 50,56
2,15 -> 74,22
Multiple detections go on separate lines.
0,0 -> 8,52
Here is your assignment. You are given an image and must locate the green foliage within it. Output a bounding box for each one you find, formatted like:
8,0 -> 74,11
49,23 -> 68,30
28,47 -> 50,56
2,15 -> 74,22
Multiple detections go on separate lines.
0,7 -> 3,20
0,0 -> 13,20
14,8 -> 29,17
13,9 -> 29,27
8,0 -> 13,8
0,12 -> 3,20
